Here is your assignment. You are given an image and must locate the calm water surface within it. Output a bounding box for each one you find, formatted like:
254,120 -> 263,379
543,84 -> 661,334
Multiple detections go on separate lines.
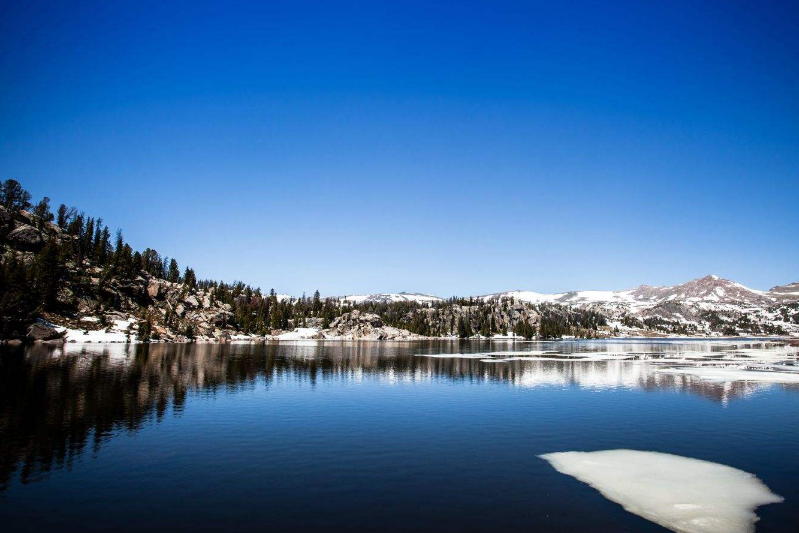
1,340 -> 797,532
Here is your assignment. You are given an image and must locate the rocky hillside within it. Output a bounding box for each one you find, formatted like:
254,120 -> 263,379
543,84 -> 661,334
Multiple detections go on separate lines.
0,202 -> 241,343
0,180 -> 430,344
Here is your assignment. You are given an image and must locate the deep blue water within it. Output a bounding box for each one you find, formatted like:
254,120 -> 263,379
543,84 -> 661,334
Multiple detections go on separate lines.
1,340 -> 797,532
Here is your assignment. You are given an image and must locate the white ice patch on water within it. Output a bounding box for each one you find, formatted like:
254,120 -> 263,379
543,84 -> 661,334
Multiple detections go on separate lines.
539,449 -> 782,533
481,352 -> 637,362
656,366 -> 799,383
415,353 -> 487,359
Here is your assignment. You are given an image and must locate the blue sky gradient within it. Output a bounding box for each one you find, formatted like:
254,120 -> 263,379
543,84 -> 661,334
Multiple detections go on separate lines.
1,0 -> 797,295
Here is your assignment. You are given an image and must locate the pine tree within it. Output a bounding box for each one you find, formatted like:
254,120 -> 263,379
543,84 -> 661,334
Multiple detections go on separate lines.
0,179 -> 32,210
270,297 -> 282,330
168,259 -> 180,283
312,290 -> 321,315
57,204 -> 68,228
83,217 -> 95,254
98,225 -> 110,264
32,197 -> 54,229
457,317 -> 468,338
183,267 -> 196,289
34,239 -> 64,309
0,255 -> 37,336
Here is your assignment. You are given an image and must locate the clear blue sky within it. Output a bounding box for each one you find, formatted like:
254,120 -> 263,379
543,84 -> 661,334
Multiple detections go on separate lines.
1,0 -> 797,296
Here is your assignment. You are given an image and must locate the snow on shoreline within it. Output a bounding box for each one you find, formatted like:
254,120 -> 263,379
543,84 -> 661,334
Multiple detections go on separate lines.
539,449 -> 783,533
53,318 -> 138,343
33,316 -> 799,350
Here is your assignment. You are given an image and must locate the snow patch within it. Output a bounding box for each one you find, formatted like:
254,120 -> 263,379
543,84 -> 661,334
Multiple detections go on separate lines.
57,318 -> 137,343
539,449 -> 782,533
275,328 -> 321,340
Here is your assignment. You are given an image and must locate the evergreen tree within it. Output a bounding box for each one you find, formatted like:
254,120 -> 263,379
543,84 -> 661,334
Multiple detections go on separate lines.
168,259 -> 180,283
183,267 -> 196,289
32,197 -> 54,229
138,317 -> 152,342
0,254 -> 37,336
457,316 -> 468,338
270,295 -> 282,330
132,251 -> 143,274
83,217 -> 95,254
312,290 -> 321,315
0,179 -> 32,210
57,204 -> 69,228
97,225 -> 110,263
35,239 -> 64,309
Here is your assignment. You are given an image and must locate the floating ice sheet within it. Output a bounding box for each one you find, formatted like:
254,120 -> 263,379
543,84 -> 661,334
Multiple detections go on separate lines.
414,353 -> 488,359
539,449 -> 782,533
656,366 -> 799,383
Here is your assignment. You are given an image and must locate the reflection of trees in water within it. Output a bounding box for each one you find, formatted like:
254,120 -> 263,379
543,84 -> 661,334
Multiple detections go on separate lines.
0,342 -> 795,489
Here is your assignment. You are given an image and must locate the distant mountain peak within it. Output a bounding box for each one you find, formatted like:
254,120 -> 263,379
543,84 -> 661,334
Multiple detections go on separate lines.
768,281 -> 799,301
337,293 -> 443,305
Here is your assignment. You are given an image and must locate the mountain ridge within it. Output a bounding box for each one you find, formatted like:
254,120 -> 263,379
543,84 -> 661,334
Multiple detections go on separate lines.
343,275 -> 797,307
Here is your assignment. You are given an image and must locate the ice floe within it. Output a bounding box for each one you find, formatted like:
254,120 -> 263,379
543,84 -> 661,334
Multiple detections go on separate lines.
414,353 -> 488,359
539,449 -> 783,533
415,343 -> 799,370
656,366 -> 799,383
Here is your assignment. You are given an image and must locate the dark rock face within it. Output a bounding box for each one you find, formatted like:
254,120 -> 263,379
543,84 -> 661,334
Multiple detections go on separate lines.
208,310 -> 234,327
641,302 -> 699,322
0,206 -> 12,230
26,323 -> 63,342
7,225 -> 43,251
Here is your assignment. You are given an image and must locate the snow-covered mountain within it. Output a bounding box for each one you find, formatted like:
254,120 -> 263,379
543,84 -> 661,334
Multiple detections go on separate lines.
478,275 -> 798,334
337,292 -> 444,305
482,275 -> 795,307
335,276 -> 797,309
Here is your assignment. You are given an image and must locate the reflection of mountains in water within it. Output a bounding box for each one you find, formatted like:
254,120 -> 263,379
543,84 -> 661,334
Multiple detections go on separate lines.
1,342 -> 796,489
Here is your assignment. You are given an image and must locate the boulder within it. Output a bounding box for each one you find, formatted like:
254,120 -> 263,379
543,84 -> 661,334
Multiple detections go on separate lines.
26,323 -> 63,342
185,295 -> 200,307
147,279 -> 165,299
7,225 -> 43,250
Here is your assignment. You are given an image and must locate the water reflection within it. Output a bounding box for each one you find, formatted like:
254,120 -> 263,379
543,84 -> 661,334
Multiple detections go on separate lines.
1,341 -> 796,490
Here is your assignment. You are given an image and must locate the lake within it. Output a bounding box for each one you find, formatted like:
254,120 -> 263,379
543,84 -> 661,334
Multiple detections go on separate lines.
1,340 -> 797,532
